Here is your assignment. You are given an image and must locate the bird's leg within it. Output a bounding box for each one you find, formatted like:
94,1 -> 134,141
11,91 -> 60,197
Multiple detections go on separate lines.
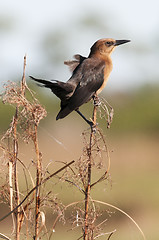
76,109 -> 95,128
93,94 -> 101,107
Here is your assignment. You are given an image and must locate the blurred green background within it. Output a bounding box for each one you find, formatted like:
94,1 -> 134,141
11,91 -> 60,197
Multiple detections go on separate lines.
0,0 -> 159,239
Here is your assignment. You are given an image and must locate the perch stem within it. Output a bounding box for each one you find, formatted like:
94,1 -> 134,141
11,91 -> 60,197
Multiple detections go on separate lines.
84,103 -> 97,240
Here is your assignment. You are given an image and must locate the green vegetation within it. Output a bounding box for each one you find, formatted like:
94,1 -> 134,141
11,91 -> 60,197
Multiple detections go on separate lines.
110,84 -> 159,134
1,83 -> 159,135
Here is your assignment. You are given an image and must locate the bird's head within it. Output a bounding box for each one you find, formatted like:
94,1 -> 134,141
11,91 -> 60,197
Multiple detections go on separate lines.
89,38 -> 130,58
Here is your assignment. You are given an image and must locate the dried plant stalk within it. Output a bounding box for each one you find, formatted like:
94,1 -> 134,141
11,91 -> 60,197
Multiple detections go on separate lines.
0,55 -> 142,240
0,55 -> 47,239
34,123 -> 42,239
13,107 -> 20,240
84,103 -> 97,240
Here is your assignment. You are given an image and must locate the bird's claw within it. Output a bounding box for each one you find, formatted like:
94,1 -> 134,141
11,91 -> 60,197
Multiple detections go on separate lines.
88,121 -> 98,133
93,95 -> 101,107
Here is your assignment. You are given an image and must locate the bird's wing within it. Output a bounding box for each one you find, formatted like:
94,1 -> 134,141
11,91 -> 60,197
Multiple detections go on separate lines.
57,58 -> 105,119
64,54 -> 86,72
70,59 -> 105,105
30,76 -> 75,101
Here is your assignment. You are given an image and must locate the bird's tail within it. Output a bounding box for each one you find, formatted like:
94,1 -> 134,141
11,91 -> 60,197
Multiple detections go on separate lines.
29,76 -> 58,88
30,75 -> 75,105
56,106 -> 73,120
30,76 -> 68,101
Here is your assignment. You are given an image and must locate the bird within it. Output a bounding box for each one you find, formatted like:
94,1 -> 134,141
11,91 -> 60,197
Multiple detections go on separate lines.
30,38 -> 130,127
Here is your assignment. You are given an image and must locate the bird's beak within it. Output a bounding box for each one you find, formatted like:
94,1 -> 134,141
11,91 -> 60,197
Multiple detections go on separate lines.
114,39 -> 131,46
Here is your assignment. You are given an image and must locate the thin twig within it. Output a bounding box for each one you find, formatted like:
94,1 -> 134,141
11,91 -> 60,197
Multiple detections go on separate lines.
0,160 -> 75,223
49,200 -> 85,240
94,229 -> 116,239
8,161 -> 15,233
0,233 -> 11,240
90,171 -> 108,188
63,179 -> 85,194
93,199 -> 146,240
21,55 -> 27,96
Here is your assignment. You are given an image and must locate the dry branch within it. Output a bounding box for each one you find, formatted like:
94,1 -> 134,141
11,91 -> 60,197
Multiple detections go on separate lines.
84,102 -> 97,240
0,160 -> 74,223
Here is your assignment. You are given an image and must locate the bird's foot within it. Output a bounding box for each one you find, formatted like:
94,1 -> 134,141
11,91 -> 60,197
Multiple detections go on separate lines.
88,120 -> 98,133
93,95 -> 101,107
75,109 -> 97,132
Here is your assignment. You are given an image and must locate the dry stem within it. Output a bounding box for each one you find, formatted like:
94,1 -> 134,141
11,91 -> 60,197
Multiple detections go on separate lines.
0,160 -> 75,223
84,104 -> 97,240
33,124 -> 42,239
13,107 -> 20,240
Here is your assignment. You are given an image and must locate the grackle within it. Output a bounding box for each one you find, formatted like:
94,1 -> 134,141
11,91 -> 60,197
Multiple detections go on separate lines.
30,38 -> 130,127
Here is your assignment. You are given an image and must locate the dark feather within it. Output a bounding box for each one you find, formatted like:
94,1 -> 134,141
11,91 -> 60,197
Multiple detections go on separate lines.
30,57 -> 105,120
64,54 -> 86,72
29,76 -> 75,101
56,58 -> 105,119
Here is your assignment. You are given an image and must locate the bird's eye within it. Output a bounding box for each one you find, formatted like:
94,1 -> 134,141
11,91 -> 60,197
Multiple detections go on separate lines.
105,41 -> 113,46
